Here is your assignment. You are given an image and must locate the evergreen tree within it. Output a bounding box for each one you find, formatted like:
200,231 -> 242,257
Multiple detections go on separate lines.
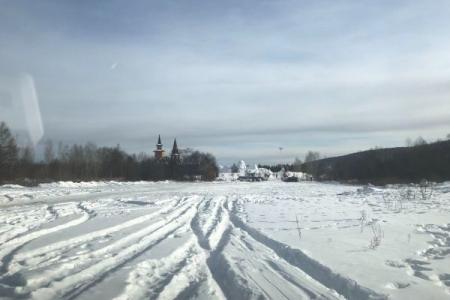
0,122 -> 18,182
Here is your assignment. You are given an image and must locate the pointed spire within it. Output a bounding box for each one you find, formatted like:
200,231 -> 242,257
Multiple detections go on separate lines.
154,134 -> 164,159
171,138 -> 179,155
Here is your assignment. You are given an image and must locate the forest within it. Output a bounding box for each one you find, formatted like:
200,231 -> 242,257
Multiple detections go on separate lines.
0,122 -> 219,185
302,140 -> 450,184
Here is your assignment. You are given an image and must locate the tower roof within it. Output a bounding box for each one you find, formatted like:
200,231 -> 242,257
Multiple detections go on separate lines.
154,134 -> 164,159
171,138 -> 179,155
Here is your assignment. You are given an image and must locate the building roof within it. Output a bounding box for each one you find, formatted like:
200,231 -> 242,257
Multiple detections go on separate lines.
171,138 -> 180,155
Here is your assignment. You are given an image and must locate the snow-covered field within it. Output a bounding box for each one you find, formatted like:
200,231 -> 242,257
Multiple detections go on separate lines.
0,180 -> 449,300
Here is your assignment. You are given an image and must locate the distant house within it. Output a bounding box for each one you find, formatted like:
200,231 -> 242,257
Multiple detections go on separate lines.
238,163 -> 272,182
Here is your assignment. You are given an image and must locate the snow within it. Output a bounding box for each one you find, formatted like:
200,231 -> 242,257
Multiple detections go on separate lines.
238,160 -> 247,177
0,181 -> 449,299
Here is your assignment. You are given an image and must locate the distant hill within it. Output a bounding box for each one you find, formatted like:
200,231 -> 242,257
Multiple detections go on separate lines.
302,140 -> 450,184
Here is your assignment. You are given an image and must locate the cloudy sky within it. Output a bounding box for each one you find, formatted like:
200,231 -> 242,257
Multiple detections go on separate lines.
1,0 -> 450,165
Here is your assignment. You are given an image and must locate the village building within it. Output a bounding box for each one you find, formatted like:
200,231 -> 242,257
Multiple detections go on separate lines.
170,139 -> 181,163
153,135 -> 181,162
151,135 -> 217,181
153,135 -> 165,160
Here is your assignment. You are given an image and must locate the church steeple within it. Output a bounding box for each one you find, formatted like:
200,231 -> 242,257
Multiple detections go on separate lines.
171,138 -> 180,161
157,135 -> 162,147
154,134 -> 165,159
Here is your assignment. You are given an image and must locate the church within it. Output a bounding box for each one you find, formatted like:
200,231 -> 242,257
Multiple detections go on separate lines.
151,135 -> 218,181
153,135 -> 180,162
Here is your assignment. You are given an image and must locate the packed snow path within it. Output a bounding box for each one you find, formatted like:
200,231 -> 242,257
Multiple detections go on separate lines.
0,181 -> 449,299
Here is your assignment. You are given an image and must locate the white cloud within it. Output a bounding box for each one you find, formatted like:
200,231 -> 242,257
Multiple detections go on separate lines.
1,0 -> 450,164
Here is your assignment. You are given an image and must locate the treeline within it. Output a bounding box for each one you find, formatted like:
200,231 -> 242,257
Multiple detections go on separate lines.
0,122 -> 218,185
302,140 -> 450,184
255,151 -> 322,173
257,164 -> 295,173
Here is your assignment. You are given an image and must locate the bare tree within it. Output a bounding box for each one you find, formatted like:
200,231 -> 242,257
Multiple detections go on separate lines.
44,139 -> 54,163
295,215 -> 302,240
292,157 -> 302,171
20,146 -> 35,164
418,180 -> 433,202
304,151 -> 320,163
414,136 -> 427,146
405,137 -> 413,147
57,141 -> 69,162
369,222 -> 383,249
18,145 -> 35,179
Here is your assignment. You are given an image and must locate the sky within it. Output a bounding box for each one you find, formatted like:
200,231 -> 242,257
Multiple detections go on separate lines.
1,0 -> 450,165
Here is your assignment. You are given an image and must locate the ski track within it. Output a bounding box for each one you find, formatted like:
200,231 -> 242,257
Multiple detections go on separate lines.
0,184 -> 393,300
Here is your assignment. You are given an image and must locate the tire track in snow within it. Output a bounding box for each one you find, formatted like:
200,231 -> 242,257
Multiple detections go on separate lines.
206,196 -> 263,300
113,238 -> 205,300
23,197 -> 198,300
115,195 -> 229,300
0,203 -> 91,274
188,195 -> 231,299
186,196 -> 230,298
228,211 -> 388,300
230,227 -> 339,299
206,196 -> 333,300
0,204 -> 60,246
9,196 -> 183,273
1,189 -> 391,300
190,195 -> 226,250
